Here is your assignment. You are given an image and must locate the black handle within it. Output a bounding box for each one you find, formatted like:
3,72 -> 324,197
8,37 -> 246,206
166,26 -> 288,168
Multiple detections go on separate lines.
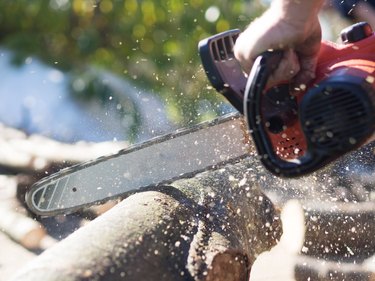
244,51 -> 327,177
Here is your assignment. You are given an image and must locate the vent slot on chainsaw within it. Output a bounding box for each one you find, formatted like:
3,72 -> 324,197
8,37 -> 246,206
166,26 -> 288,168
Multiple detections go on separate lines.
199,29 -> 245,113
210,34 -> 238,61
303,86 -> 374,151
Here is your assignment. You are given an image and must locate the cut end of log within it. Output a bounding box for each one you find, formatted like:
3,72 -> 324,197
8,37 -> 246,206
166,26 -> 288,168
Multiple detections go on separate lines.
206,251 -> 249,281
20,228 -> 46,250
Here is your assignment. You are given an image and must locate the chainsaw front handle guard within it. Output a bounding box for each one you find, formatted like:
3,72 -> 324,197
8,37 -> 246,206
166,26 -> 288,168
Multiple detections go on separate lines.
244,51 -> 328,177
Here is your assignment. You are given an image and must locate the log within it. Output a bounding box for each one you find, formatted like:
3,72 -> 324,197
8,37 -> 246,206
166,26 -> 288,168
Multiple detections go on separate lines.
0,175 -> 57,250
299,201 -> 375,260
0,204 -> 56,250
294,255 -> 374,281
0,232 -> 36,281
9,158 -> 282,281
0,122 -> 127,172
286,200 -> 375,280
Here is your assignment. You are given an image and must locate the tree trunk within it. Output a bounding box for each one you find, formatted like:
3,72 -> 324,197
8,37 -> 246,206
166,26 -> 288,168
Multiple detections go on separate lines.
9,158 -> 282,281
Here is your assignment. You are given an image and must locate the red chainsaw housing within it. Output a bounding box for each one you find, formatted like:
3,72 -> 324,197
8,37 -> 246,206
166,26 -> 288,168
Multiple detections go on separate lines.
265,27 -> 375,162
199,22 -> 375,176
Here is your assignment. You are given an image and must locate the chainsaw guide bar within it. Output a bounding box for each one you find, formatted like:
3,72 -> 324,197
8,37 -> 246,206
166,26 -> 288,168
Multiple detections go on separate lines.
26,113 -> 253,216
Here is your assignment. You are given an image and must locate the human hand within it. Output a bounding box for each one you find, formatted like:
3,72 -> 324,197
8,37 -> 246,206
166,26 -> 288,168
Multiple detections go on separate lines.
234,0 -> 324,90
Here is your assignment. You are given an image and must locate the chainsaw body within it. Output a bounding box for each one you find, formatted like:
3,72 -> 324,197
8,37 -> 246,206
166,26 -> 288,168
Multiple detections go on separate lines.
199,22 -> 375,177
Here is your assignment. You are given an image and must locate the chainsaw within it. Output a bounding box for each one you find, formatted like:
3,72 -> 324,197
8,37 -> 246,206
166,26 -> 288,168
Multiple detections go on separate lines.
200,21 -> 375,177
25,22 -> 375,216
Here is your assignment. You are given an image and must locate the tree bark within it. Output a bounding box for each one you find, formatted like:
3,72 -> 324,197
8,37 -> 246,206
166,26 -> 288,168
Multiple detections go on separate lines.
9,158 -> 282,281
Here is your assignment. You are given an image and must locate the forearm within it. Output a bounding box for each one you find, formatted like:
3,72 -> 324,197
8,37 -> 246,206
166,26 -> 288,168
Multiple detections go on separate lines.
271,0 -> 324,23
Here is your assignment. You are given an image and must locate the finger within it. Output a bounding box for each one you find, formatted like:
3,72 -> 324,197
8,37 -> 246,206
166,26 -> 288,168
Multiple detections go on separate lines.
292,54 -> 318,92
233,32 -> 255,74
268,49 -> 300,87
292,20 -> 321,91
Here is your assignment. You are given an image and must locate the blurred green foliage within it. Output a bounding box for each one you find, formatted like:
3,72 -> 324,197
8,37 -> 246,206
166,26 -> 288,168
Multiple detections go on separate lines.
0,0 -> 265,125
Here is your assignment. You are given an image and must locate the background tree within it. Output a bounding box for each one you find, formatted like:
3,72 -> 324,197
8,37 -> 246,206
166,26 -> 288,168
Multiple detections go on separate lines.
0,0 -> 265,131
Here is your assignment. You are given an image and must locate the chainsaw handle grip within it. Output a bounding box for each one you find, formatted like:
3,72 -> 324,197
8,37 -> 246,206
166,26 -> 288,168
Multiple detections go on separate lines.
243,50 -> 283,111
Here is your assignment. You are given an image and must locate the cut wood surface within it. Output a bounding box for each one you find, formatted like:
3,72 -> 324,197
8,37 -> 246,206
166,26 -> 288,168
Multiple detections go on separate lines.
8,158 -> 282,281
